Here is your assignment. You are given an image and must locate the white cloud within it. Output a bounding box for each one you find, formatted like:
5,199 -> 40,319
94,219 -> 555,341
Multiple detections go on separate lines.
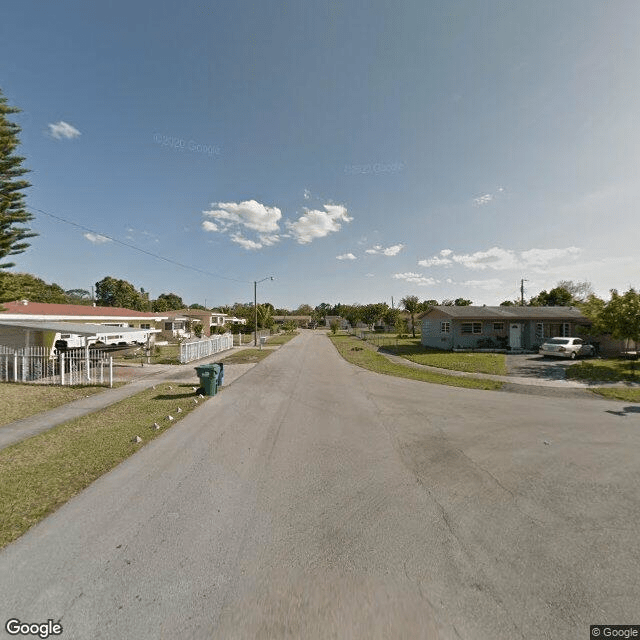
303,189 -> 311,200
458,278 -> 504,290
393,272 -> 438,286
258,234 -> 280,247
452,247 -> 520,270
48,121 -> 81,140
287,204 -> 352,244
419,256 -> 452,267
365,273 -> 375,277
366,243 -> 405,256
473,194 -> 493,207
336,253 -> 357,260
419,248 -> 454,267
83,232 -> 111,244
383,244 -> 404,256
417,246 -> 583,272
202,220 -> 219,232
520,247 -> 581,266
204,200 -> 281,233
230,233 -> 262,250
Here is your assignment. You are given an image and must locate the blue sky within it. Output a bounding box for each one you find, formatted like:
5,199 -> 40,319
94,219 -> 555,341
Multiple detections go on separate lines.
2,0 -> 638,309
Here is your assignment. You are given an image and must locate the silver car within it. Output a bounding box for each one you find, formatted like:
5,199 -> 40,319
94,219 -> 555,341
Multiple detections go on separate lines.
539,337 -> 595,359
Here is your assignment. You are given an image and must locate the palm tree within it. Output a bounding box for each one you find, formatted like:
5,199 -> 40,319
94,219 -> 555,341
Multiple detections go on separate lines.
401,295 -> 420,338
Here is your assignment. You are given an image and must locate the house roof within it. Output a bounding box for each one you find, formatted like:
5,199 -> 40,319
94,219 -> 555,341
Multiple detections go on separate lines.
419,305 -> 590,321
0,300 -> 166,320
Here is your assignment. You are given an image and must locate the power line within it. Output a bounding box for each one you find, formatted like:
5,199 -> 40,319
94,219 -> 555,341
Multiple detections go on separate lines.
27,205 -> 250,284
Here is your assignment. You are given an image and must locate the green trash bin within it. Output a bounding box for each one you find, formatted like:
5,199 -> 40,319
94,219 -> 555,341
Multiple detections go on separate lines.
194,363 -> 221,396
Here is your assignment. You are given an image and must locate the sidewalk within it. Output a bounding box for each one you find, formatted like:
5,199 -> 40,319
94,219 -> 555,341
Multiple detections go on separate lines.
0,345 -> 260,451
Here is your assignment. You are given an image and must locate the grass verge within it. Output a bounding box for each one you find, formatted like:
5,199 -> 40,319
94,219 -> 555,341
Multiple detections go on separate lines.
219,349 -> 273,364
566,359 -> 640,383
329,335 -> 502,391
266,332 -> 299,345
0,382 -> 208,549
381,339 -> 507,375
590,388 -> 640,402
0,384 -> 108,427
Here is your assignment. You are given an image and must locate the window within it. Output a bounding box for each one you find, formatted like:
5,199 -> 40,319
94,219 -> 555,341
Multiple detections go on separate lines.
140,323 -> 150,329
540,323 -> 572,338
164,322 -> 173,330
441,321 -> 450,333
493,322 -> 504,331
461,322 -> 482,334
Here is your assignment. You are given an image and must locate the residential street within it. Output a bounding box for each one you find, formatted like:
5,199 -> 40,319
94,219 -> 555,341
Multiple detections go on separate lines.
1,330 -> 639,639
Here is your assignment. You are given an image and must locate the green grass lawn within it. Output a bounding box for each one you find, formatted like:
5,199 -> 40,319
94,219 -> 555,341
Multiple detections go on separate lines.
329,335 -> 502,391
566,358 -> 640,383
0,382 -> 208,549
0,383 -> 108,427
115,344 -> 181,365
219,349 -> 273,365
265,332 -> 299,345
381,339 -> 507,375
590,388 -> 640,402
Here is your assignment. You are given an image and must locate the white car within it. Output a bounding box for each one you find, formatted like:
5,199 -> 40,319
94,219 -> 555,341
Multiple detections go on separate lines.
539,337 -> 595,359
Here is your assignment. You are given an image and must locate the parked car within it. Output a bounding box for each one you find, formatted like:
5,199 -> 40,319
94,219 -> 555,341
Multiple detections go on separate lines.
539,337 -> 595,359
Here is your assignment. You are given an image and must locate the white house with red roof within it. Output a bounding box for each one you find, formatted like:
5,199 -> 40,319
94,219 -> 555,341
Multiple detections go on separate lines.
0,300 -> 168,352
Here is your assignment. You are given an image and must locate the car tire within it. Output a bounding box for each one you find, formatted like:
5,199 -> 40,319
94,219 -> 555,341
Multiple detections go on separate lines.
569,351 -> 577,360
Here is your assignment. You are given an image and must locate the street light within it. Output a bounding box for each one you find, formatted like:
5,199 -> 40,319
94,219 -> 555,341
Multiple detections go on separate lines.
254,276 -> 274,346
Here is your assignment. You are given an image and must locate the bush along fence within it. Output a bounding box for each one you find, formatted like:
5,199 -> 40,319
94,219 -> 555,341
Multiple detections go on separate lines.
180,333 -> 234,364
0,346 -> 113,386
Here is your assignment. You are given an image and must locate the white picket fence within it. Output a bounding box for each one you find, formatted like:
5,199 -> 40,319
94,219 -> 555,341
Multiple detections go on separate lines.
179,333 -> 234,364
0,346 -> 113,386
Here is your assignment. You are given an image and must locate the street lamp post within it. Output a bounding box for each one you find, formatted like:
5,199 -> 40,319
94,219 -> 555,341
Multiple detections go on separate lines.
254,276 -> 274,346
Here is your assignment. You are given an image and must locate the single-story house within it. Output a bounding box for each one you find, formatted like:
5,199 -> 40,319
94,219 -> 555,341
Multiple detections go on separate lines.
419,306 -> 592,352
0,300 -> 167,347
0,320 -> 157,354
164,309 -> 246,338
325,316 -> 349,330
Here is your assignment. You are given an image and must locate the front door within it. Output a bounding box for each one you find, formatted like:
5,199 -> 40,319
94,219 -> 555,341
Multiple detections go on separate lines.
509,323 -> 522,349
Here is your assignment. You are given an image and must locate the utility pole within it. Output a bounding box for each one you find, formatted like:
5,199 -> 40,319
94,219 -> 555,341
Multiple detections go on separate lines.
520,279 -> 528,306
254,276 -> 274,346
391,296 -> 394,309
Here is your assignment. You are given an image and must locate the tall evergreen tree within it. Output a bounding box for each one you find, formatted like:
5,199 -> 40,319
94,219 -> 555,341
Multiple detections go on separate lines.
0,89 -> 35,272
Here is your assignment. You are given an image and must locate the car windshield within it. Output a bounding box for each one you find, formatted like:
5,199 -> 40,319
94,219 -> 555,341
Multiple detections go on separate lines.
547,338 -> 570,345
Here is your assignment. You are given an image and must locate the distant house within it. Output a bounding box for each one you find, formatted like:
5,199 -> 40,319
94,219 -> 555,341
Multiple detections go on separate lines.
163,310 -> 246,338
273,315 -> 312,328
419,306 -> 591,352
325,316 -> 349,330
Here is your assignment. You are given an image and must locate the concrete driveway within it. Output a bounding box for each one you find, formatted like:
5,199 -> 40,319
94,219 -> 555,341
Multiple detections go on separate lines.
505,353 -> 590,380
1,331 -> 638,639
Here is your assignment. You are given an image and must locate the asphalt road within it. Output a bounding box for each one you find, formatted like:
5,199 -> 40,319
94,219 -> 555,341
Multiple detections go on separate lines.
1,331 -> 639,639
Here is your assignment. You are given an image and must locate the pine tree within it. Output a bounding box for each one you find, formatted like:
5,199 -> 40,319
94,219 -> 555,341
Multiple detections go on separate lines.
0,88 -> 35,271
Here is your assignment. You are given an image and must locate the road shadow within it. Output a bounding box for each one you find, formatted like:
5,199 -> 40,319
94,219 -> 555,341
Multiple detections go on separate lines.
605,406 -> 640,417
